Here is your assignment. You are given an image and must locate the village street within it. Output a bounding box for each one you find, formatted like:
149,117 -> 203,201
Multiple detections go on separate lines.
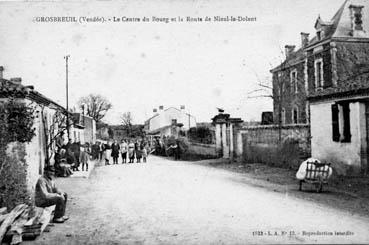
29,156 -> 369,245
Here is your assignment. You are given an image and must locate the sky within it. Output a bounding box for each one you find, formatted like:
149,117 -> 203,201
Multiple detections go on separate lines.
0,0 -> 344,124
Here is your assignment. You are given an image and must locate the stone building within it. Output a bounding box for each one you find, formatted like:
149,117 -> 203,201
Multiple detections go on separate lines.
271,34 -> 309,125
307,0 -> 369,175
270,0 -> 369,175
144,106 -> 196,137
0,71 -> 68,207
71,112 -> 96,144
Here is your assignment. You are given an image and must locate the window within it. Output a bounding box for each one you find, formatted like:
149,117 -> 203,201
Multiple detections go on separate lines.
341,103 -> 351,142
292,107 -> 299,124
331,103 -> 351,142
331,104 -> 340,141
314,58 -> 324,89
290,70 -> 297,94
281,108 -> 286,125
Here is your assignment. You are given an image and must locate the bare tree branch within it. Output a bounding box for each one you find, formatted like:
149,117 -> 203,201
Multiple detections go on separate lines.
78,94 -> 112,123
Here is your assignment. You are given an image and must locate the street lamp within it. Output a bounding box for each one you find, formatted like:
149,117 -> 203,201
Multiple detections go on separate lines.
64,55 -> 70,139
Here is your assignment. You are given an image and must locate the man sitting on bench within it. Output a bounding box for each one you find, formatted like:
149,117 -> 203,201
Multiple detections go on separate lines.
35,165 -> 69,223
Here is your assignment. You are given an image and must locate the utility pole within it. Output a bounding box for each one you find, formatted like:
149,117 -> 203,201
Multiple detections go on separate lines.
64,55 -> 70,139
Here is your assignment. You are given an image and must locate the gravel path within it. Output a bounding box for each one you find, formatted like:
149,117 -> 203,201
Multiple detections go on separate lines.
29,156 -> 369,244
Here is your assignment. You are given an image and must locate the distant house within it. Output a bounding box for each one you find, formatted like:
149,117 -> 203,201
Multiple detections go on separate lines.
144,106 -> 196,137
71,113 -> 96,144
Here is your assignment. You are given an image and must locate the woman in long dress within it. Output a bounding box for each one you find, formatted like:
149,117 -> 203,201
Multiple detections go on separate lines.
104,142 -> 111,165
128,141 -> 135,163
55,148 -> 73,177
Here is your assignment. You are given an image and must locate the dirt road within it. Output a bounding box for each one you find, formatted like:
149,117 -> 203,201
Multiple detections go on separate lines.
30,156 -> 369,244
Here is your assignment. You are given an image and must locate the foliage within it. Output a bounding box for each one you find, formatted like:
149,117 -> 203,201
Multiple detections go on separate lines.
187,126 -> 214,144
163,136 -> 189,156
120,112 -> 133,136
0,99 -> 36,143
77,94 -> 112,123
0,99 -> 36,209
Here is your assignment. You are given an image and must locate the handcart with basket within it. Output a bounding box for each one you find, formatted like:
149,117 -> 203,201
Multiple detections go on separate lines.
296,158 -> 333,193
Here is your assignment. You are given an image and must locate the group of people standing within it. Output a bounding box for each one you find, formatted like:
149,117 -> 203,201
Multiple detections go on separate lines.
91,139 -> 150,165
54,135 -> 91,177
152,136 -> 182,160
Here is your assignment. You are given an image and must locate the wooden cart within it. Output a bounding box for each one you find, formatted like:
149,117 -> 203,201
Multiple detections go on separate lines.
299,161 -> 331,193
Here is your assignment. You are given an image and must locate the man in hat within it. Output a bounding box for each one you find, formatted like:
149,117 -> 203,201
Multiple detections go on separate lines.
35,165 -> 69,223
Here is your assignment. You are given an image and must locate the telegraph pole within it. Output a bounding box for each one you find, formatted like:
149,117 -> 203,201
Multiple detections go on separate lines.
64,55 -> 70,139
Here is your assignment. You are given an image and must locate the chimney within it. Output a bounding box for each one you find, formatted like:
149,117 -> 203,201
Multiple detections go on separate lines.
301,32 -> 310,47
349,5 -> 365,36
0,66 -> 3,79
285,45 -> 296,58
180,105 -> 185,110
159,105 -> 164,110
10,77 -> 22,85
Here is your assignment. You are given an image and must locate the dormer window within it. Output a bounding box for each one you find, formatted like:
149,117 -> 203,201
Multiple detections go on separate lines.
317,31 -> 322,40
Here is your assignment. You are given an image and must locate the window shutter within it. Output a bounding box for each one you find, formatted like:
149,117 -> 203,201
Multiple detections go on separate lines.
342,103 -> 351,142
331,104 -> 340,141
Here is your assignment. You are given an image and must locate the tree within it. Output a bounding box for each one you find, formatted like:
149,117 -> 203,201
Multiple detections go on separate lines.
77,94 -> 112,123
247,47 -> 299,141
0,99 -> 36,208
120,112 -> 133,136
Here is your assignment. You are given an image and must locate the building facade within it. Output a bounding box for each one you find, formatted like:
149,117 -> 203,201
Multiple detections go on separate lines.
0,73 -> 68,207
304,0 -> 369,175
144,106 -> 196,136
71,113 -> 96,144
271,37 -> 309,125
271,0 -> 369,175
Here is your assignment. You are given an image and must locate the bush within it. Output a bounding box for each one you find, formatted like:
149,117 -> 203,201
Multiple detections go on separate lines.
187,126 -> 214,144
0,99 -> 35,209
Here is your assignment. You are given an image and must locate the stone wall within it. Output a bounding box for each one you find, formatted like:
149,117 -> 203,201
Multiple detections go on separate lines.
236,124 -> 310,169
336,42 -> 369,83
0,101 -> 61,209
185,141 -> 217,159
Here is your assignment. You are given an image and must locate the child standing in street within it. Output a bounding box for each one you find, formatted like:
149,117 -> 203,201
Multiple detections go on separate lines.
80,144 -> 90,171
142,146 -> 148,163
